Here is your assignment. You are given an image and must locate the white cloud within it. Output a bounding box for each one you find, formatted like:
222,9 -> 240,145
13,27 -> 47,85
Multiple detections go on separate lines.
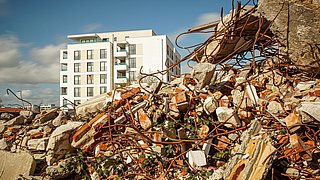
20,89 -> 32,98
81,23 -> 103,33
31,44 -> 65,65
0,34 -> 65,84
196,12 -> 221,26
1,85 -> 59,106
0,35 -> 21,67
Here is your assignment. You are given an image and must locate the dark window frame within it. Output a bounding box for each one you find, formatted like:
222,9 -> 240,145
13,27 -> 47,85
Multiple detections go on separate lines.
87,50 -> 93,59
74,50 -> 81,60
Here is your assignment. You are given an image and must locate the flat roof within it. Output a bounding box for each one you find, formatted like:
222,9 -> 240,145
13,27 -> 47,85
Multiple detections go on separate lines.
67,33 -> 99,40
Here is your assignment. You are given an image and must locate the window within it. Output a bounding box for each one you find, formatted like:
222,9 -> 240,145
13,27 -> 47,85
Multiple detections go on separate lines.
100,86 -> 107,94
171,50 -> 173,59
100,61 -> 107,71
63,99 -> 68,107
87,62 -> 93,72
129,44 -> 136,55
129,71 -> 136,81
100,49 -> 107,59
61,87 -> 67,95
100,74 -> 107,84
129,58 -> 136,68
87,75 -> 93,84
74,87 -> 80,97
165,58 -> 169,67
167,45 -> 169,55
114,37 -> 117,41
61,63 -> 67,71
125,36 -> 129,39
63,75 -> 67,83
87,87 -> 93,97
74,50 -> 80,60
87,50 -> 93,59
117,71 -> 126,78
74,100 -> 81,105
102,38 -> 109,42
74,75 -> 80,85
74,63 -> 80,72
63,51 -> 68,59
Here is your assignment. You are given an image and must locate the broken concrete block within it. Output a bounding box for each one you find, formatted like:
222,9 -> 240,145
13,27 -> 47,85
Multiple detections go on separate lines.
232,89 -> 251,109
43,125 -> 53,135
0,138 -> 8,150
0,150 -> 36,179
33,153 -> 46,161
52,111 -> 67,127
46,121 -> 83,165
297,102 -> 320,123
20,110 -> 34,118
138,109 -> 152,130
27,137 -> 49,151
38,109 -> 58,123
168,102 -> 180,118
295,81 -> 316,92
27,129 -> 41,136
0,113 -> 14,120
284,113 -> 301,132
187,150 -> 207,168
5,115 -> 25,126
267,101 -> 284,114
216,107 -> 241,128
191,63 -> 216,90
258,0 -> 320,73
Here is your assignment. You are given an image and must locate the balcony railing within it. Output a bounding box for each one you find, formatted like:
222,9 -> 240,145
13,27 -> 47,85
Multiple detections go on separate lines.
69,39 -> 109,44
116,49 -> 127,52
115,62 -> 127,65
117,76 -> 127,79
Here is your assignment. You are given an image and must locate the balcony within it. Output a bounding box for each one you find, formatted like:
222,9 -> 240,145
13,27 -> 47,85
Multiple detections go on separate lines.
114,49 -> 127,57
115,76 -> 128,84
114,62 -> 128,71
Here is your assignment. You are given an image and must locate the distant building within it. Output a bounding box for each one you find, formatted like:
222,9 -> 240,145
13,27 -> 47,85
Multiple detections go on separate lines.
40,104 -> 57,112
60,29 -> 181,110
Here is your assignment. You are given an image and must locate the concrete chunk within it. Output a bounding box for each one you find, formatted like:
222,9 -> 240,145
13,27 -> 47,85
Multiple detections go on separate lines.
187,150 -> 207,168
27,137 -> 49,151
46,121 -> 83,165
216,107 -> 241,128
0,150 -> 36,179
191,63 -> 216,90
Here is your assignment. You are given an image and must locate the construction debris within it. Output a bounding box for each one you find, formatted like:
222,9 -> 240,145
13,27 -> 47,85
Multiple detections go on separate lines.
0,0 -> 319,179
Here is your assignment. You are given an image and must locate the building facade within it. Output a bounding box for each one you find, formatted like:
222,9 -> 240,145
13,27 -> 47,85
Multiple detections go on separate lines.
60,29 -> 181,110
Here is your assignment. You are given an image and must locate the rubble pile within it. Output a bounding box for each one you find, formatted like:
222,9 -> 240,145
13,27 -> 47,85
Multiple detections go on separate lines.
0,0 -> 319,179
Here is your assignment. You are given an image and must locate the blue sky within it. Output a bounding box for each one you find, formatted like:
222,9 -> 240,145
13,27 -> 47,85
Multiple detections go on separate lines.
0,0 -> 236,106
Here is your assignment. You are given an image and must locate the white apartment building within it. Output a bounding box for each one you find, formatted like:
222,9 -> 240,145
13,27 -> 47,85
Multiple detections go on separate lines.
60,29 -> 181,110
